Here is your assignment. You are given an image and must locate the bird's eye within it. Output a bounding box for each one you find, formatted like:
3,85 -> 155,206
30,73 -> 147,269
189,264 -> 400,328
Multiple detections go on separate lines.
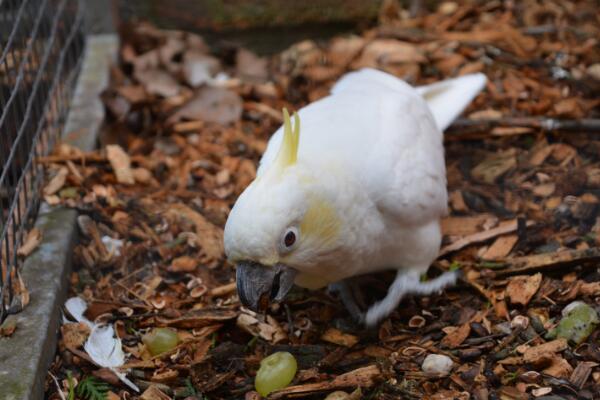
282,228 -> 298,250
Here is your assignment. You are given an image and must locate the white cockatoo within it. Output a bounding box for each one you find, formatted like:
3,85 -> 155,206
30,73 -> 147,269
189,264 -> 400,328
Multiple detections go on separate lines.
224,68 -> 486,326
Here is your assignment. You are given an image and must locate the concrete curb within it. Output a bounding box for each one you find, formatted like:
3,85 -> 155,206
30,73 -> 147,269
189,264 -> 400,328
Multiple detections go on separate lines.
0,34 -> 118,400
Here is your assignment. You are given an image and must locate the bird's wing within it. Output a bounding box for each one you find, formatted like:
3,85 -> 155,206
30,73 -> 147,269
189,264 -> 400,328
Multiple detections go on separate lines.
333,69 -> 447,225
258,69 -> 483,224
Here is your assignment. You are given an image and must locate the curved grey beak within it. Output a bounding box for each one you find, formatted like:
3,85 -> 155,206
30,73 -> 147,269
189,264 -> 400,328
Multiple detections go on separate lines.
236,261 -> 297,312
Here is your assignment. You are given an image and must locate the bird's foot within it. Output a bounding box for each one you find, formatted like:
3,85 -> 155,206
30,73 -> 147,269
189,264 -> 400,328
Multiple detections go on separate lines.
364,270 -> 459,327
329,279 -> 367,324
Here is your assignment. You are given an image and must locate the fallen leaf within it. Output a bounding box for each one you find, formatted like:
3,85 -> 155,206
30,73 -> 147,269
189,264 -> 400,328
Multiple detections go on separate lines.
270,365 -> 382,399
321,328 -> 359,348
481,234 -> 518,260
11,270 -> 30,311
542,355 -> 573,378
569,361 -> 598,389
354,39 -> 425,68
328,36 -> 365,66
523,338 -> 568,365
43,167 -> 69,196
183,50 -> 220,87
17,228 -> 42,257
61,322 -> 91,348
442,214 -> 497,236
441,323 -> 471,348
0,316 -> 17,337
532,183 -> 556,197
167,204 -> 224,265
506,273 -> 542,306
440,219 -> 533,256
154,309 -> 237,328
236,48 -> 268,82
169,255 -> 197,272
106,145 -> 135,184
168,87 -> 242,125
140,385 -> 171,400
236,310 -> 287,344
471,149 -> 517,184
134,68 -> 180,97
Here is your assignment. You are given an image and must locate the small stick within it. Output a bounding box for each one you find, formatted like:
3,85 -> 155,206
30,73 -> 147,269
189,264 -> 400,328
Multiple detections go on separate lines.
209,282 -> 237,297
36,153 -> 106,164
448,117 -> 600,133
494,247 -> 600,277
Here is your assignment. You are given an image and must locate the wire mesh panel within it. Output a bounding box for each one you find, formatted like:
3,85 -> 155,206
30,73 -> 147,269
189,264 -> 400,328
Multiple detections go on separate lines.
0,0 -> 85,320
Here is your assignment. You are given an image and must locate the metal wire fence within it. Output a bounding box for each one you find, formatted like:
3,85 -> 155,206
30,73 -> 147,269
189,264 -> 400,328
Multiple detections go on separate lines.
0,0 -> 85,320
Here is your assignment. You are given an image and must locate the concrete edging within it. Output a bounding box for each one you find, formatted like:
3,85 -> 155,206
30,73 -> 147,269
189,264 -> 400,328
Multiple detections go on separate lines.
0,34 -> 118,400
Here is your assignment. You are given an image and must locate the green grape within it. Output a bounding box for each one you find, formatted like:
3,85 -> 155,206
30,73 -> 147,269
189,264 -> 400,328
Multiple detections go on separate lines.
255,351 -> 297,397
142,327 -> 179,356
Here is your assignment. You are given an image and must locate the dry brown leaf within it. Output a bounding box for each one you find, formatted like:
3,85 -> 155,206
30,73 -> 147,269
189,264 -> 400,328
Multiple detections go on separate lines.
183,50 -> 220,87
12,270 -> 30,311
471,149 -> 517,184
569,361 -> 598,389
441,214 -> 497,236
236,310 -> 287,344
506,273 -> 542,306
135,68 -> 180,98
580,281 -> 600,296
116,85 -> 147,104
542,355 -> 573,379
532,183 -> 556,197
106,144 -> 135,185
493,299 -> 510,320
328,35 -> 366,66
132,167 -> 154,184
481,234 -> 518,260
523,338 -> 568,365
441,323 -> 471,348
440,219 -> 533,256
43,167 -> 69,196
0,316 -> 17,337
491,127 -> 534,136
353,39 -> 425,69
154,309 -> 237,328
61,322 -> 91,349
140,385 -> 171,400
529,143 -> 554,166
168,87 -> 242,126
321,328 -> 359,348
168,255 -> 197,273
167,204 -> 224,265
236,48 -> 268,82
17,228 -> 42,257
270,365 -> 382,399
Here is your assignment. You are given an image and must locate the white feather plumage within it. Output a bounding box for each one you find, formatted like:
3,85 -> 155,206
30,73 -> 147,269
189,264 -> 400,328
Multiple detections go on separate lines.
225,68 -> 486,325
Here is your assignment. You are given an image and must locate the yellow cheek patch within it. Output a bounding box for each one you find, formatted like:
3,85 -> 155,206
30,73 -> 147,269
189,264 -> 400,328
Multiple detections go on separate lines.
299,197 -> 340,245
258,255 -> 279,266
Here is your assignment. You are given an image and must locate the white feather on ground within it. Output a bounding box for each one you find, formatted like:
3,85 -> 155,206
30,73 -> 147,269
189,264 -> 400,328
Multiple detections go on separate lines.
64,296 -> 139,392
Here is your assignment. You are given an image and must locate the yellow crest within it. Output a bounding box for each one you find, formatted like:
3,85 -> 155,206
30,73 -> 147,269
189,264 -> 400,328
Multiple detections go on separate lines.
272,108 -> 300,174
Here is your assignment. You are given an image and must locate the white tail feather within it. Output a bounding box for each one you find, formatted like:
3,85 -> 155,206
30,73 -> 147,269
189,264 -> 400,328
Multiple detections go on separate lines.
416,73 -> 487,131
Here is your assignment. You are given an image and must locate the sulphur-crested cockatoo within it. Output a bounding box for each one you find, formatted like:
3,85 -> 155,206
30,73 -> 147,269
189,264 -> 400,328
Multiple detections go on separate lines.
224,68 -> 486,326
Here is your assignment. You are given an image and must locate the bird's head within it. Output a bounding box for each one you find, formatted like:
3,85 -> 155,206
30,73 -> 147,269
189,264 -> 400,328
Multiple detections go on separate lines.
224,109 -> 342,311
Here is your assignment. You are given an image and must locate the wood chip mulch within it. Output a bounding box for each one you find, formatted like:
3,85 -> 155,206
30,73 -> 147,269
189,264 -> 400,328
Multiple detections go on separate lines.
43,1 -> 600,399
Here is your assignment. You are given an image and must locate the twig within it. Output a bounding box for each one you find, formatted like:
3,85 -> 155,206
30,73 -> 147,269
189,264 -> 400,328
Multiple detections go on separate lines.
209,282 -> 237,297
448,118 -> 600,134
36,153 -> 106,164
269,365 -> 383,399
493,247 -> 600,277
439,219 -> 534,256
